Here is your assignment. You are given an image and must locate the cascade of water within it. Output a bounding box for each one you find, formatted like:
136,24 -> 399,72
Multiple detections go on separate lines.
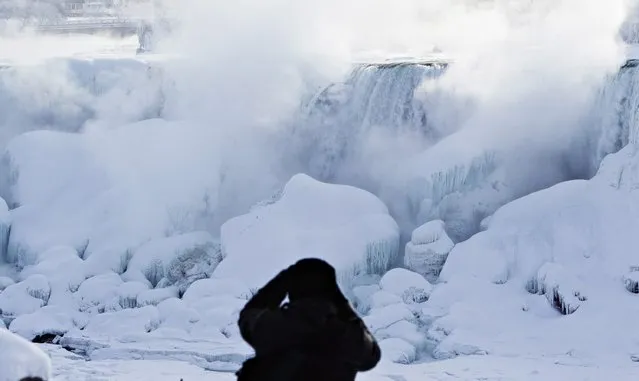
292,62 -> 447,182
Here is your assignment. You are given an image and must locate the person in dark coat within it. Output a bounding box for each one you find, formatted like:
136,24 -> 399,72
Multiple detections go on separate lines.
236,258 -> 381,381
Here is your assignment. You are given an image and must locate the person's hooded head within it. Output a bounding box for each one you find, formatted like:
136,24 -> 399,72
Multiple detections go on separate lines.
287,258 -> 347,303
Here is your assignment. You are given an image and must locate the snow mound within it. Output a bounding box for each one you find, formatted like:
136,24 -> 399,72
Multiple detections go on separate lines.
156,298 -> 200,329
0,275 -> 50,319
182,278 -> 252,302
379,268 -> 433,304
83,305 -> 160,337
9,305 -> 84,341
21,246 -> 86,308
216,174 -> 400,290
137,287 -> 179,307
379,337 -> 417,364
76,273 -> 123,313
376,320 -> 425,348
363,304 -> 416,332
126,231 -> 222,291
404,220 -> 455,282
0,328 -> 51,381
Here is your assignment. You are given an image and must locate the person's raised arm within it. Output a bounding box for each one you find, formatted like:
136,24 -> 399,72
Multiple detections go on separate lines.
238,266 -> 315,354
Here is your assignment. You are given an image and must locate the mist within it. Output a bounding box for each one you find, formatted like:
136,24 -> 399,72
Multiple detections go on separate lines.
0,0 -> 635,241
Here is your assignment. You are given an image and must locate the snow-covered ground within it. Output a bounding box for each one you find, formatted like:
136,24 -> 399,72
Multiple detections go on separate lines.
3,2 -> 639,381
46,344 -> 639,381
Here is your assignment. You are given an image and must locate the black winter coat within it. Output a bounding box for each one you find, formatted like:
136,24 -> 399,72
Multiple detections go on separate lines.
236,271 -> 381,381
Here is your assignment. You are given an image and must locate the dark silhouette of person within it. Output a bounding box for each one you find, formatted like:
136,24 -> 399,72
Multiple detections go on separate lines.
236,258 -> 381,381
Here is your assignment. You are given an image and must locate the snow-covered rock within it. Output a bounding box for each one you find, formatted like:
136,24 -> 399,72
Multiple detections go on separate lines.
181,278 -> 252,302
0,275 -> 50,319
379,337 -> 417,364
216,174 -> 400,290
137,287 -> 179,307
379,268 -> 433,304
83,305 -> 160,337
404,220 -> 455,282
126,231 -> 222,291
76,273 -> 123,313
0,328 -> 51,381
9,305 -> 85,341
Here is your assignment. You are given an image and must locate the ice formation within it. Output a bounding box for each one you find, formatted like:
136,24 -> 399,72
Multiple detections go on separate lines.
125,231 -> 222,292
215,173 -> 400,291
404,220 -> 455,282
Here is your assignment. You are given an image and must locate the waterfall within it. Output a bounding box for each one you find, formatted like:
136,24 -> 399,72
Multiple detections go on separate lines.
292,62 -> 448,182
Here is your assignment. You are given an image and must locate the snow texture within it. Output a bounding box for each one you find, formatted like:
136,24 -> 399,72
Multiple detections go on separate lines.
0,328 -> 51,381
216,173 -> 400,291
404,220 -> 454,282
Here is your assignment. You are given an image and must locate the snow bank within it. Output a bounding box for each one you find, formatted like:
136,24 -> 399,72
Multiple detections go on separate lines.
9,305 -> 84,341
379,268 -> 433,304
216,174 -> 400,290
83,305 -> 160,337
125,231 -> 222,291
182,278 -> 252,302
404,220 -> 454,282
0,275 -> 50,319
425,145 -> 639,359
0,328 -> 51,381
76,273 -> 123,313
137,287 -> 179,307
